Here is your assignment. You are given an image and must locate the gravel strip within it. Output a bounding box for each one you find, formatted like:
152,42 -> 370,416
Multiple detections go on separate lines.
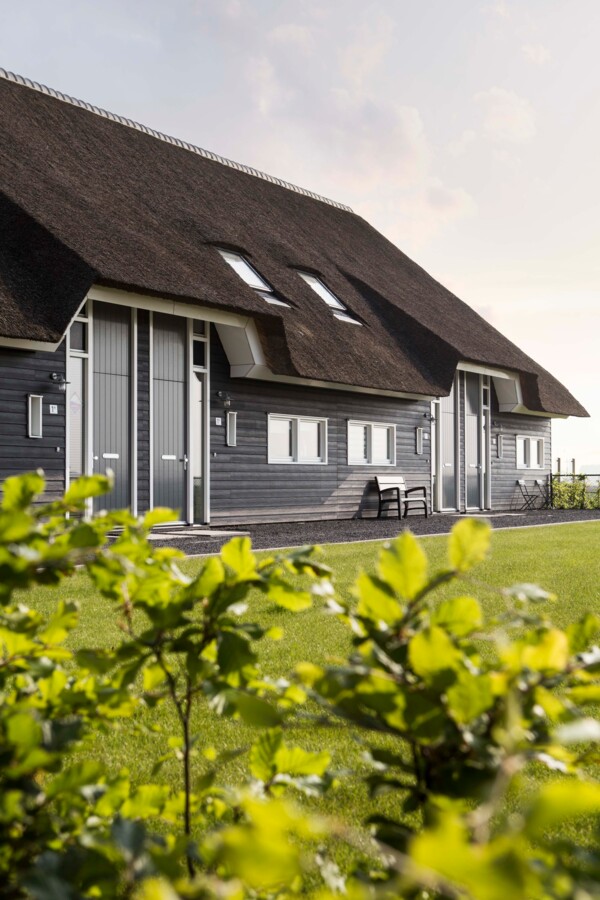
149,509 -> 600,557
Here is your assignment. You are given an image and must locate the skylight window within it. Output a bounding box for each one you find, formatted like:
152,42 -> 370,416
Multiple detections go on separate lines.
219,250 -> 289,307
297,272 -> 362,325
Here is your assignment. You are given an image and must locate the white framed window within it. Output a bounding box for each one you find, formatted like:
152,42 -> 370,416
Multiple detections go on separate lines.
347,420 -> 396,466
297,271 -> 362,325
28,394 -> 43,439
219,249 -> 290,307
268,414 -> 328,464
516,435 -> 545,469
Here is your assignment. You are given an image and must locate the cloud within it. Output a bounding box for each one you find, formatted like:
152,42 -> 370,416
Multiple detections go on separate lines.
475,87 -> 536,144
448,128 -> 477,157
268,23 -> 314,54
338,12 -> 395,88
522,43 -> 551,65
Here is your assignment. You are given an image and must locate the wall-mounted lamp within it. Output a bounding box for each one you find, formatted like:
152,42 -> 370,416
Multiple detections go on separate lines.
216,390 -> 232,409
50,372 -> 68,392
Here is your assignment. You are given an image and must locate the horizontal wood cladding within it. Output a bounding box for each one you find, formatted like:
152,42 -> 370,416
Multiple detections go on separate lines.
489,395 -> 552,511
0,344 -> 66,500
209,328 -> 431,524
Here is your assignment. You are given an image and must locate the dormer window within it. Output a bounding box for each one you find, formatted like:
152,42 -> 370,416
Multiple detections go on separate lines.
218,250 -> 289,307
297,272 -> 362,325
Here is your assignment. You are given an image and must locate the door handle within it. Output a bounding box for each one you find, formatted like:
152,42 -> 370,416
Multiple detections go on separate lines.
180,455 -> 189,471
93,455 -> 99,461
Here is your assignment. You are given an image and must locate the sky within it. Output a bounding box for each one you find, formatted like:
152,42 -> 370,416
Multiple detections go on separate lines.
1,0 -> 598,467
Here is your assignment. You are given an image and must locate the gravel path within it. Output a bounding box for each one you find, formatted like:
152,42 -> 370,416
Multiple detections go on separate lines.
149,509 -> 600,557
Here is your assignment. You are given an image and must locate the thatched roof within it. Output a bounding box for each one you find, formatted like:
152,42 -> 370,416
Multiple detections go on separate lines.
0,70 -> 586,416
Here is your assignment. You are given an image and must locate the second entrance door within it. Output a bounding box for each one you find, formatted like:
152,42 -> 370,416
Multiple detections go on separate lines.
153,313 -> 187,518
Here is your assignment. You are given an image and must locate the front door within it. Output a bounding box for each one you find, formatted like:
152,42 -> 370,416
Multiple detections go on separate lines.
152,313 -> 187,518
93,303 -> 131,511
465,372 -> 482,509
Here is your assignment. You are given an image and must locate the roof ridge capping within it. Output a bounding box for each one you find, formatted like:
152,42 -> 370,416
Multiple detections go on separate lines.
0,67 -> 353,213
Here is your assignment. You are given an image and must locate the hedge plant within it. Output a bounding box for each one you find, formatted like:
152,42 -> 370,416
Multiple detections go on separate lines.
1,471 -> 600,899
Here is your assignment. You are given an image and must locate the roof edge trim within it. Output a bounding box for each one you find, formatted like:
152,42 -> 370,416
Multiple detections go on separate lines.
0,67 -> 353,213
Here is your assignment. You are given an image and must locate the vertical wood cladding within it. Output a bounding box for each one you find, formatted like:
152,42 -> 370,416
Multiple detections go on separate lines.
0,343 -> 67,501
136,311 -> 150,513
209,327 -> 432,524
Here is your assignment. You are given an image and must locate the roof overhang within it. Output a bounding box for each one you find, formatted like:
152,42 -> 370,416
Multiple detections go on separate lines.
456,361 -> 563,419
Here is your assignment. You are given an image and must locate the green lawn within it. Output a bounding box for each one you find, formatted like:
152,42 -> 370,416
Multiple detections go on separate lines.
24,521 -> 600,836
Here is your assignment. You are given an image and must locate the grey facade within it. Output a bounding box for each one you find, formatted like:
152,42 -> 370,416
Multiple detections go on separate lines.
0,300 -> 556,523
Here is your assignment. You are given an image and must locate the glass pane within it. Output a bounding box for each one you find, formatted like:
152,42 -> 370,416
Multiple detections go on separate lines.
193,340 -> 205,367
269,417 -> 293,460
257,291 -> 290,307
192,373 -> 203,522
298,272 -> 345,310
68,357 -> 85,479
220,250 -> 270,291
536,439 -> 544,467
517,437 -> 527,468
193,320 -> 205,335
70,321 -> 87,352
333,312 -> 361,325
348,424 -> 368,463
298,419 -> 321,462
372,425 -> 392,463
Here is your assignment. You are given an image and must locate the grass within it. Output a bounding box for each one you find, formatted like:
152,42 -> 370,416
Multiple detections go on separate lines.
24,520 -> 600,843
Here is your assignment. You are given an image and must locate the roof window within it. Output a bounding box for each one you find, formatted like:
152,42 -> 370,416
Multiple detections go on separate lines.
297,272 -> 362,325
219,250 -> 289,307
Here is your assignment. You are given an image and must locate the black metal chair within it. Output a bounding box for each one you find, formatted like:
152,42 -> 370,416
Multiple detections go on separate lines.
534,478 -> 550,509
516,479 -> 537,511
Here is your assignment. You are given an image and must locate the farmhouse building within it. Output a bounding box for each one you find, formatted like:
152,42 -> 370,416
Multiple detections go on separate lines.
0,70 -> 587,523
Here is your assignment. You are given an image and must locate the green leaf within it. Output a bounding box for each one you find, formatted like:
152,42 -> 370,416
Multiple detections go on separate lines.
526,779 -> 600,837
194,556 -> 225,598
377,532 -> 428,600
522,629 -> 569,673
431,595 -> 482,636
446,672 -> 494,724
1,471 -> 45,511
267,583 -> 312,611
448,518 -> 491,572
221,536 -> 256,581
235,693 -> 282,727
567,613 -> 600,654
355,572 -> 404,625
217,630 -> 257,675
568,685 -> 600,705
143,507 -> 178,528
7,712 -> 42,751
408,627 -> 461,685
40,600 -> 78,645
64,474 -> 112,504
143,662 -> 167,692
0,510 -> 33,543
250,728 -> 283,781
275,744 -> 330,777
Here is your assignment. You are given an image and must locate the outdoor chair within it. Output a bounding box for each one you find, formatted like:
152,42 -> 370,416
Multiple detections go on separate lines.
516,479 -> 537,511
375,475 -> 428,519
534,478 -> 550,508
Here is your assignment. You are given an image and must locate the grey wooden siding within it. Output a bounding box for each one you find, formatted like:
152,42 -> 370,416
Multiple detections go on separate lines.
489,384 -> 552,511
137,310 -> 150,512
0,344 -> 67,502
209,328 -> 432,524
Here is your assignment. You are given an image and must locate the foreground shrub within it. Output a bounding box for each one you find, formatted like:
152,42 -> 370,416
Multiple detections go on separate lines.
1,471 -> 600,899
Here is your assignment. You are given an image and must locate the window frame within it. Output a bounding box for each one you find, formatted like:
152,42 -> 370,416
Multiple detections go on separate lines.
297,271 -> 362,325
347,420 -> 396,466
218,249 -> 290,307
267,414 -> 328,465
516,435 -> 545,470
27,394 -> 44,439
